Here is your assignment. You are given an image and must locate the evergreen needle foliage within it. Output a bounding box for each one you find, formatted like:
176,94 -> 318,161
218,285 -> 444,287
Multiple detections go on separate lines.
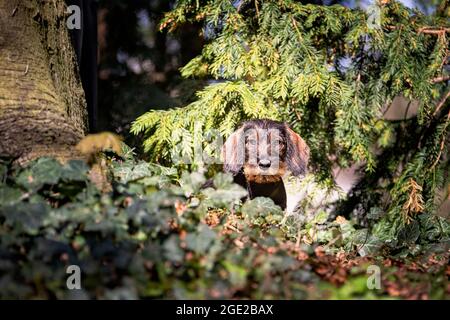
131,1 -> 450,246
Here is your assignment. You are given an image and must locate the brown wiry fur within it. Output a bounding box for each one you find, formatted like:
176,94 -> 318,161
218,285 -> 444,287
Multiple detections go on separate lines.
222,119 -> 309,179
221,119 -> 309,209
243,162 -> 287,183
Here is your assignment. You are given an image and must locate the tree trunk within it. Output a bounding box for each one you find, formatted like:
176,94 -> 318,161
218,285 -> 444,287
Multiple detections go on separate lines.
0,0 -> 87,164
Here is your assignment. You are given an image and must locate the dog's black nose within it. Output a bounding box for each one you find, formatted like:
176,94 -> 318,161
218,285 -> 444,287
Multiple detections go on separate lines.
258,159 -> 271,169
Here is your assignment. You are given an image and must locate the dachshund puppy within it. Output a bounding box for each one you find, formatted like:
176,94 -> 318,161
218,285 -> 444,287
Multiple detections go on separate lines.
222,119 -> 309,210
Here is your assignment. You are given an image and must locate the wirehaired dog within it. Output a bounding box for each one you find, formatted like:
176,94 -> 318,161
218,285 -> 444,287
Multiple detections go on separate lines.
222,119 -> 310,210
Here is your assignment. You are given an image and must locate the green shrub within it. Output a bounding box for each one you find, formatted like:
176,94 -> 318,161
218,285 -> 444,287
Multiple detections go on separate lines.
0,155 -> 448,299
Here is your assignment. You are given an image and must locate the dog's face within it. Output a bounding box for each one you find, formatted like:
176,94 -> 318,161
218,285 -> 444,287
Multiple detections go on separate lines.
222,119 -> 309,184
242,126 -> 288,183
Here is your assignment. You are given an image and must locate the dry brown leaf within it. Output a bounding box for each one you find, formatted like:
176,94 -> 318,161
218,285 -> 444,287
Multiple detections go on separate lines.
402,178 -> 425,224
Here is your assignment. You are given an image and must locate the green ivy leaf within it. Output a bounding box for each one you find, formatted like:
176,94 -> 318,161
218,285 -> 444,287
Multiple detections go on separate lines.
312,211 -> 329,224
202,185 -> 247,208
0,186 -> 23,207
241,197 -> 283,218
2,202 -> 50,235
178,171 -> 206,196
113,161 -> 153,183
398,220 -> 420,246
222,261 -> 248,288
212,173 -> 235,189
16,158 -> 63,190
185,225 -> 217,254
357,235 -> 383,257
61,160 -> 89,181
163,235 -> 184,263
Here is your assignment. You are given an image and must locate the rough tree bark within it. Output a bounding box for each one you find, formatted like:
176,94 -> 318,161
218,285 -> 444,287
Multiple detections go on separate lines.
0,0 -> 87,164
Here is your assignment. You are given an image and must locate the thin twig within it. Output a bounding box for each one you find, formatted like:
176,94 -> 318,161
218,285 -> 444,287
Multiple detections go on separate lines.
386,25 -> 450,35
226,224 -> 241,233
433,89 -> 450,118
236,0 -> 248,13
430,108 -> 450,170
294,109 -> 302,122
404,100 -> 412,120
382,101 -> 393,116
440,50 -> 449,69
431,75 -> 450,83
254,0 -> 260,18
291,15 -> 315,66
430,89 -> 450,170
323,235 -> 342,250
295,229 -> 301,249
418,27 -> 450,35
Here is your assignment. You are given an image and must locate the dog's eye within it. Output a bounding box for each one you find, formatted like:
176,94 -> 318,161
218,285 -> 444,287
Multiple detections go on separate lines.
247,139 -> 257,146
272,137 -> 283,144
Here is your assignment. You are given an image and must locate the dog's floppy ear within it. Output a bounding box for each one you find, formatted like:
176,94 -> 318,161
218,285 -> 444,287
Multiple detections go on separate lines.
285,125 -> 310,176
221,127 -> 245,175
